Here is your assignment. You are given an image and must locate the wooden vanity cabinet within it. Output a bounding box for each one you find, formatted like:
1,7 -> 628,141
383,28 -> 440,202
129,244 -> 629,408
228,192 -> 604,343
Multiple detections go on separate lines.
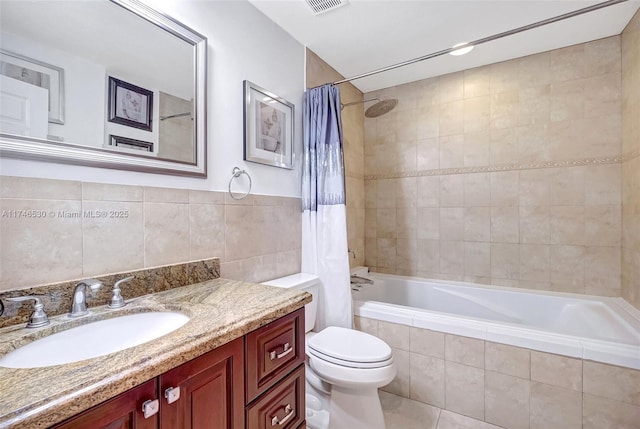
51,337 -> 243,429
50,308 -> 306,429
50,378 -> 158,429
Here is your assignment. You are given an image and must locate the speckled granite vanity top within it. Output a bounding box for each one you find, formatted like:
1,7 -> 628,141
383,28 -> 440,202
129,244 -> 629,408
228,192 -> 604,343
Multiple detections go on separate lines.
0,279 -> 310,429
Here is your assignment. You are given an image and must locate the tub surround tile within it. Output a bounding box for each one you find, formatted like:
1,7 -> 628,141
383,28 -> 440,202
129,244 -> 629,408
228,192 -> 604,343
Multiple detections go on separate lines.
383,348 -> 411,398
484,371 -> 530,429
582,393 -> 640,429
485,343 -> 530,379
354,316 -> 379,336
363,36 -> 624,298
445,334 -> 485,368
583,361 -> 640,405
410,327 -> 445,359
445,361 -> 485,420
379,320 -> 411,351
410,353 -> 445,407
530,351 -> 582,391
530,382 -> 582,429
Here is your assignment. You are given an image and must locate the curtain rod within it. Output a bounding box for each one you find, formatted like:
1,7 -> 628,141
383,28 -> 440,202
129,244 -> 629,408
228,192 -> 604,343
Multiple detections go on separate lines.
312,0 -> 628,89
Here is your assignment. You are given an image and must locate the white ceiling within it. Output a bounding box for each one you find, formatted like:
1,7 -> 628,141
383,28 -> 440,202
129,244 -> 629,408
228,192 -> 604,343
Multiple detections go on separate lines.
249,0 -> 640,93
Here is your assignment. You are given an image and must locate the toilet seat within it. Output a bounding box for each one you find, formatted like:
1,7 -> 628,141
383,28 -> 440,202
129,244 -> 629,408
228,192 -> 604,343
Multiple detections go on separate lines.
308,326 -> 393,369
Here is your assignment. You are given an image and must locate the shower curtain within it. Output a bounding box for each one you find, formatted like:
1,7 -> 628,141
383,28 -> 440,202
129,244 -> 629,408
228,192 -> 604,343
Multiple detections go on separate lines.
302,84 -> 352,330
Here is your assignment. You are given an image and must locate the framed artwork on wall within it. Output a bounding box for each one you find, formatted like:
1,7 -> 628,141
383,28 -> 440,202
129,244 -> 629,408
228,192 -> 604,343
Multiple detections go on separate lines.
108,76 -> 153,131
243,80 -> 294,169
0,49 -> 65,124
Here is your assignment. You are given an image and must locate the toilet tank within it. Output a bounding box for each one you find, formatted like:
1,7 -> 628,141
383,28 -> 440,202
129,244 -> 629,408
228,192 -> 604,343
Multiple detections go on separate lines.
262,273 -> 319,333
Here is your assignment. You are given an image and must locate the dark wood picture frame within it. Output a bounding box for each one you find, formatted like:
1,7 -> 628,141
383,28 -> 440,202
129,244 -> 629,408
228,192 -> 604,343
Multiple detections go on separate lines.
108,76 -> 153,131
109,134 -> 153,152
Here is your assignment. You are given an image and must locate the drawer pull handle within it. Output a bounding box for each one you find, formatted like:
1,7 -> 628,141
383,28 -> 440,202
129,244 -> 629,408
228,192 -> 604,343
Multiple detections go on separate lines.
271,404 -> 294,426
164,386 -> 181,404
269,342 -> 292,360
141,399 -> 159,419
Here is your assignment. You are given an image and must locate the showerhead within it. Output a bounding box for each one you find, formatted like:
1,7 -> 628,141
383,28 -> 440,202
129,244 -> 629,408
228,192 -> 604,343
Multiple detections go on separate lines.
341,97 -> 398,118
364,99 -> 398,118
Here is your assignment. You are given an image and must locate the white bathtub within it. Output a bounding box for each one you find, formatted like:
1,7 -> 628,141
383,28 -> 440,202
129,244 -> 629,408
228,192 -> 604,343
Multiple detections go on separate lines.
351,269 -> 640,370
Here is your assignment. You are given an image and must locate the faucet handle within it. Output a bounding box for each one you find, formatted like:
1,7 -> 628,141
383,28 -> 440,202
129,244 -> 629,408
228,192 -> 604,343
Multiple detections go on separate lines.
5,296 -> 50,328
108,276 -> 134,309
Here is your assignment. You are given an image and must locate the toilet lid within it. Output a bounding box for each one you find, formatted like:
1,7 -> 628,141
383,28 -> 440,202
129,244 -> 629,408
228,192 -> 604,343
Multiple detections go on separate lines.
308,327 -> 392,367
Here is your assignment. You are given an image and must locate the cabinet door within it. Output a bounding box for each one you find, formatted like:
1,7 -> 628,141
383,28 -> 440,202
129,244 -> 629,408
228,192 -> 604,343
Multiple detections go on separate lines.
159,337 -> 244,429
50,379 -> 157,429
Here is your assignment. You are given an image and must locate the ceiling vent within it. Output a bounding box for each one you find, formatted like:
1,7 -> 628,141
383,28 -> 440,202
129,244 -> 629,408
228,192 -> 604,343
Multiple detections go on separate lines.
304,0 -> 349,16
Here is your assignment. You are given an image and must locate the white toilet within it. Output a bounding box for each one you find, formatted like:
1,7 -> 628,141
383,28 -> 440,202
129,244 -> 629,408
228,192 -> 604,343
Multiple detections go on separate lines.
263,273 -> 396,429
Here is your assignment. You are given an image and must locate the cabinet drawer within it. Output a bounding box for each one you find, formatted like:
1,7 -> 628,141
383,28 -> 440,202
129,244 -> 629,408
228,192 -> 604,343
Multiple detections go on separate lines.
246,365 -> 305,429
246,308 -> 304,402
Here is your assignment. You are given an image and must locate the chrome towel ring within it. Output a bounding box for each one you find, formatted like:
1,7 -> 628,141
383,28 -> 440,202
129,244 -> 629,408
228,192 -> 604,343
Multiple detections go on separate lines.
228,167 -> 252,200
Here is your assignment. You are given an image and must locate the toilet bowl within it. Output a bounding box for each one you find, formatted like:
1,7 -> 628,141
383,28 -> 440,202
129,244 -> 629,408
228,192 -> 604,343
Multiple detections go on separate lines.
263,273 -> 396,429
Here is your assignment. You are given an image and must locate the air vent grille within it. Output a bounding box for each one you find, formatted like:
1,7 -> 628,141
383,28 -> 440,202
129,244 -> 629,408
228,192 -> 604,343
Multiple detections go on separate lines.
304,0 -> 349,15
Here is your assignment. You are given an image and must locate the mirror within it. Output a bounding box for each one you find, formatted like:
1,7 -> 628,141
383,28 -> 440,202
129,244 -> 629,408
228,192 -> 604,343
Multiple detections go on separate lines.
0,0 -> 207,177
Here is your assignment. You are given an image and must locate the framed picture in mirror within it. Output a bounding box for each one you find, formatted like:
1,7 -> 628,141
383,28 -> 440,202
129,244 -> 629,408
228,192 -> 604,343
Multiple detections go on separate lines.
109,135 -> 153,153
243,80 -> 294,169
0,49 -> 65,124
108,76 -> 153,131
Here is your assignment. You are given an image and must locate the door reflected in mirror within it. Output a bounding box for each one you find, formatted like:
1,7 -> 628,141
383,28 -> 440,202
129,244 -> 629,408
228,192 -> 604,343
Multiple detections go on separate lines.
0,0 -> 207,176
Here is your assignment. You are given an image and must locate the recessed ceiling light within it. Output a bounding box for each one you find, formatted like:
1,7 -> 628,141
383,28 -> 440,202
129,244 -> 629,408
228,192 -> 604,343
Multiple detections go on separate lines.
450,43 -> 474,56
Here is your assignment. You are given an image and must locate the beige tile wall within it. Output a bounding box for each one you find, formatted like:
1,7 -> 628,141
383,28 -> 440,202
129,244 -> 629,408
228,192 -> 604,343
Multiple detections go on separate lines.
0,176 -> 301,290
355,316 -> 640,429
363,37 -> 624,297
306,49 -> 366,268
622,10 -> 640,309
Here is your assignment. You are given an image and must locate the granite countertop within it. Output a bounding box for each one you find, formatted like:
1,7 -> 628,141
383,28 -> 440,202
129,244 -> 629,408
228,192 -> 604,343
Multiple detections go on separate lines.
0,278 -> 311,429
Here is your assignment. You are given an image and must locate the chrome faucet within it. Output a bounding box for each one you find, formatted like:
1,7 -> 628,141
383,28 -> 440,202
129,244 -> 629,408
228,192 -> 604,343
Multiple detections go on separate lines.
70,279 -> 103,317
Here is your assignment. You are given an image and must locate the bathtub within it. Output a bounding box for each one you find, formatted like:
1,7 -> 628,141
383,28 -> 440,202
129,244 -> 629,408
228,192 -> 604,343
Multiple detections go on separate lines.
351,269 -> 640,370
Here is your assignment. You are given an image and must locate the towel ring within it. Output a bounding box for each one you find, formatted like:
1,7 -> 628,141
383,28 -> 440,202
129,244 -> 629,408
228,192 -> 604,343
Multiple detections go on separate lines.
228,167 -> 252,200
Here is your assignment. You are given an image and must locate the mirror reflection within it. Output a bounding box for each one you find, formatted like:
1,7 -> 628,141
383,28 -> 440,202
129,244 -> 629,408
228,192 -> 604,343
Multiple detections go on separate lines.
0,0 -> 198,165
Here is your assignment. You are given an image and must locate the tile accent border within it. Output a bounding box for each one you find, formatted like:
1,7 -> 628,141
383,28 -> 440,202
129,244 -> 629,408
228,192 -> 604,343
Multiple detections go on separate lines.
0,258 -> 220,329
364,155 -> 626,180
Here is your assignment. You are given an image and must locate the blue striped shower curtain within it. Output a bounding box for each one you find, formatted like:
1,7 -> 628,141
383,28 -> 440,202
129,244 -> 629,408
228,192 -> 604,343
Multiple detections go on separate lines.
301,84 -> 352,330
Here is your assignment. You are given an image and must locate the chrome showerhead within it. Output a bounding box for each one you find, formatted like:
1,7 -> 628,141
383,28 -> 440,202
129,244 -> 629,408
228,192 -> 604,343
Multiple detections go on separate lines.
364,99 -> 398,118
341,97 -> 398,118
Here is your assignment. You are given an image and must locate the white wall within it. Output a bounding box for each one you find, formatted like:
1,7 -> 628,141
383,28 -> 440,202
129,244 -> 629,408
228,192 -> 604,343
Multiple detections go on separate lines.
0,0 -> 305,198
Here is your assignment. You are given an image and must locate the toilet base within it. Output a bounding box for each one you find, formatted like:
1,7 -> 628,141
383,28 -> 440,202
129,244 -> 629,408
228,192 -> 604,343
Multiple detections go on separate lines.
328,386 -> 386,429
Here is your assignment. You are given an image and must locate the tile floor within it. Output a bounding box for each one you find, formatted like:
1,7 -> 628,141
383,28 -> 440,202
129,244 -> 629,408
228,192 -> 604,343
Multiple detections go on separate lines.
381,391 -> 503,429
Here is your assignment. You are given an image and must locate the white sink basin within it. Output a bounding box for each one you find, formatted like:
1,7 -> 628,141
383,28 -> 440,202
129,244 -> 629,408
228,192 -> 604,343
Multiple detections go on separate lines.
0,312 -> 189,368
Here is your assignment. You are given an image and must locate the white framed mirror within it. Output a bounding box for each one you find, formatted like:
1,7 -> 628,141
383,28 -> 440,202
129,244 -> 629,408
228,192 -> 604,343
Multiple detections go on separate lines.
0,0 -> 207,177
